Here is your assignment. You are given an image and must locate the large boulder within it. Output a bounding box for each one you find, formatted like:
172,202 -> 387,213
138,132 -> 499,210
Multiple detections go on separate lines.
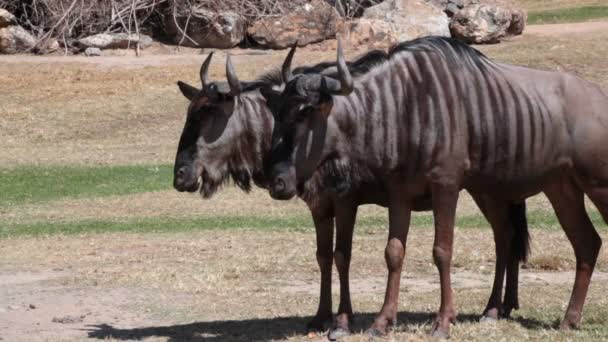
507,7 -> 527,35
340,0 -> 450,49
425,0 -> 470,16
165,8 -> 245,49
0,8 -> 17,28
0,25 -> 36,54
450,4 -> 524,43
76,33 -> 153,50
247,0 -> 340,49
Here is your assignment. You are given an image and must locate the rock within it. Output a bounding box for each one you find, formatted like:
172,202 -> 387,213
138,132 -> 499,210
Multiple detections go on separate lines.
338,18 -> 398,49
77,33 -> 153,50
165,8 -> 245,49
28,304 -> 36,309
247,0 -> 340,49
0,8 -> 17,28
426,0 -> 519,17
426,0 -> 462,16
84,47 -> 102,57
340,0 -> 450,49
450,4 -> 514,43
0,25 -> 36,54
39,38 -> 60,54
52,315 -> 85,324
507,8 -> 527,35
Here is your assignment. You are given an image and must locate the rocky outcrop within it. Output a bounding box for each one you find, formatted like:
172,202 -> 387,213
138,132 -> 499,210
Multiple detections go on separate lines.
0,8 -> 17,28
340,0 -> 450,49
165,8 -> 245,49
450,4 -> 525,43
76,33 -> 153,50
0,24 -> 36,54
507,7 -> 527,35
426,0 -> 527,43
84,47 -> 102,56
247,0 -> 340,49
426,0 -> 468,16
426,0 -> 516,16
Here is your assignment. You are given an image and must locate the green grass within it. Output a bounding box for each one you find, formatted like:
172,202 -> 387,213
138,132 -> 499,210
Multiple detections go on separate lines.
528,6 -> 608,24
0,164 -> 173,207
2,209 -> 605,238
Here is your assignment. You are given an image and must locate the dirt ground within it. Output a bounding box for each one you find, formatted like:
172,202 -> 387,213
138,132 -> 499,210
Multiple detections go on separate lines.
2,229 -> 608,342
2,20 -> 608,341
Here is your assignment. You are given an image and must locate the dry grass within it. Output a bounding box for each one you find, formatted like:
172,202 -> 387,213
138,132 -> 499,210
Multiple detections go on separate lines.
1,185 -> 501,225
0,49 -> 334,167
477,29 -> 608,89
1,229 -> 607,341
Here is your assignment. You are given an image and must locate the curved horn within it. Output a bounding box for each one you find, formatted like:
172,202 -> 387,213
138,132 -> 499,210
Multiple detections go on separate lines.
281,41 -> 298,83
200,52 -> 214,88
332,37 -> 353,95
225,54 -> 242,95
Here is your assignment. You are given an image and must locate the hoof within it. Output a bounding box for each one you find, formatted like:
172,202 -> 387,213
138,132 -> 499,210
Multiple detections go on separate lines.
501,307 -> 513,319
365,327 -> 387,337
559,320 -> 580,331
431,320 -> 450,339
479,315 -> 498,324
306,316 -> 332,334
560,311 -> 581,330
481,308 -> 499,322
328,327 -> 351,341
431,327 -> 450,339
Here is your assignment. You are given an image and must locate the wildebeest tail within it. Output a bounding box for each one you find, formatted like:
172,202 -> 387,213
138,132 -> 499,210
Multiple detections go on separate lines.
509,201 -> 530,263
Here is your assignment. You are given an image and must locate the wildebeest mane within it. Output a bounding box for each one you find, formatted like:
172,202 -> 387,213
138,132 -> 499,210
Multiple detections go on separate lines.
388,36 -> 491,72
250,49 -> 389,90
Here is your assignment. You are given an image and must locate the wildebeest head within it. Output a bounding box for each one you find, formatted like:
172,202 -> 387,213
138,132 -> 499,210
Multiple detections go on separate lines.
173,53 -> 250,198
261,40 -> 354,200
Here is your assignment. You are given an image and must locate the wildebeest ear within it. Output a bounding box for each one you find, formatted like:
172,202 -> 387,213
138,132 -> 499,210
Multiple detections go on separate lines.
177,81 -> 199,101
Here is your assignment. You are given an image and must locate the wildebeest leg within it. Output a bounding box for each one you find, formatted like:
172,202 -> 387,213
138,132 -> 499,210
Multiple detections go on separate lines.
502,249 -> 521,318
470,193 -> 514,321
503,202 -> 529,319
367,199 -> 411,336
328,202 -> 358,340
430,183 -> 458,338
545,177 -> 601,330
308,210 -> 335,332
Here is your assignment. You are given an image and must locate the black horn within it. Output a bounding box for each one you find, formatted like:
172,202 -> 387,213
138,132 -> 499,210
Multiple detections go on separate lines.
282,41 -> 298,83
226,54 -> 242,95
200,52 -> 214,88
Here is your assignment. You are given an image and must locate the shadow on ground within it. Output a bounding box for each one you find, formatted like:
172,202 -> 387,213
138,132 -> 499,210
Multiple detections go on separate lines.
86,311 -> 550,341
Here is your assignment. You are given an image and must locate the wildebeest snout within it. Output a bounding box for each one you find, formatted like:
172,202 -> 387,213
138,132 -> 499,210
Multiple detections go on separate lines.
173,165 -> 200,192
269,165 -> 297,200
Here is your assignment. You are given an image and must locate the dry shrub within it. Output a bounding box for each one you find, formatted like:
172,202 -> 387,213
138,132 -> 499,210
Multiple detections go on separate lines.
0,0 -> 166,51
0,0 -> 385,47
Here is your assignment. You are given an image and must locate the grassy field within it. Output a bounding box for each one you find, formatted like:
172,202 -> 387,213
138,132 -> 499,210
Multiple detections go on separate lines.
528,6 -> 608,24
1,1 -> 608,341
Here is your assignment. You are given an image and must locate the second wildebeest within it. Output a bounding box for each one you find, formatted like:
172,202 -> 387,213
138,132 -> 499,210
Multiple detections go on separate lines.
173,49 -> 529,338
263,36 -> 607,337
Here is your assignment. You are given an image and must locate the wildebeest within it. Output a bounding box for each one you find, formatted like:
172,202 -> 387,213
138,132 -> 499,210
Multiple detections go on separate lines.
173,48 -> 530,338
264,35 -> 607,337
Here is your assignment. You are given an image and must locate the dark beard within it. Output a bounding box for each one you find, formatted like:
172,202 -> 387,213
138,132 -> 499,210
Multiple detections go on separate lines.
199,167 -> 252,199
